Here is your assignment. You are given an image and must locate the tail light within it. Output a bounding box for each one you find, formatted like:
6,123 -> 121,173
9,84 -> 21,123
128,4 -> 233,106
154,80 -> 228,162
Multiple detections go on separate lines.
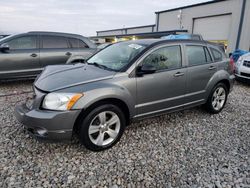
229,57 -> 235,73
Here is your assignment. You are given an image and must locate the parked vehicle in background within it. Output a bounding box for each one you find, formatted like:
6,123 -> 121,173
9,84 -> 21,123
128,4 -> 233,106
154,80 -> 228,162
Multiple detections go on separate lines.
161,34 -> 203,41
162,34 -> 226,52
0,32 -> 97,80
235,52 -> 250,81
230,49 -> 249,63
15,39 -> 235,151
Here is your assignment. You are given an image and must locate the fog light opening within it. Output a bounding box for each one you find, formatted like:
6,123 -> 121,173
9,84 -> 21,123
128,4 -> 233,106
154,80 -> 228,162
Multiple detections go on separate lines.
35,128 -> 48,136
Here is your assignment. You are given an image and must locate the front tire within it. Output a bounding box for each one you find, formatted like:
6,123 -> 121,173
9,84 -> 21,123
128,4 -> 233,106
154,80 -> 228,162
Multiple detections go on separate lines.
79,104 -> 126,151
205,83 -> 228,114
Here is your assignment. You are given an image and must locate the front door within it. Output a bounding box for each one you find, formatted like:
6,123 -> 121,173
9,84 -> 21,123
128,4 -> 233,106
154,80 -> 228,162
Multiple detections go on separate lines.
136,44 -> 187,117
0,35 -> 41,79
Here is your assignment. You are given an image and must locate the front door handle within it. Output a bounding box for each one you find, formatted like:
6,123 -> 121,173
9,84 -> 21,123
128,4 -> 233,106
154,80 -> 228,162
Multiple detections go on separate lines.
208,66 -> 216,70
65,52 -> 72,56
174,72 -> 184,77
30,53 -> 37,57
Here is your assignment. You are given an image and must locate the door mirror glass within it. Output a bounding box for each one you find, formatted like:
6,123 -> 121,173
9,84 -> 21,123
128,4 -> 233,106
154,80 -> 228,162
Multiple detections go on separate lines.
137,64 -> 156,75
0,43 -> 10,52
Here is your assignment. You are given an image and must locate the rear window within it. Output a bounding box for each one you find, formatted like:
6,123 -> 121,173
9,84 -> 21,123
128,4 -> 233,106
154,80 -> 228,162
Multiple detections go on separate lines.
69,38 -> 88,48
186,45 -> 212,66
210,48 -> 223,62
42,36 -> 69,49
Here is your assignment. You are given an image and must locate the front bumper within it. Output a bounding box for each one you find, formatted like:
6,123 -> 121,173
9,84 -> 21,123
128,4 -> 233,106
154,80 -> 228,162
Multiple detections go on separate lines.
15,104 -> 81,141
235,65 -> 250,80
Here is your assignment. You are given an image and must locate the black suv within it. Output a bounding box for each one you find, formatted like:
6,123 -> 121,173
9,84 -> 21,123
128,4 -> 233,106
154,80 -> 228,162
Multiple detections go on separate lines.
0,32 -> 97,79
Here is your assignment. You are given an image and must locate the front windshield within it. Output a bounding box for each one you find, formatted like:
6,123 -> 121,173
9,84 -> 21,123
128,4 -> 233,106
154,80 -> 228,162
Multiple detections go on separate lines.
87,42 -> 146,71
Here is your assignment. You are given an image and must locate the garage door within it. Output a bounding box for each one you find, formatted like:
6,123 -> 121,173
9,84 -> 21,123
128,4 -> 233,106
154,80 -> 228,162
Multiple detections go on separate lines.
193,14 -> 232,41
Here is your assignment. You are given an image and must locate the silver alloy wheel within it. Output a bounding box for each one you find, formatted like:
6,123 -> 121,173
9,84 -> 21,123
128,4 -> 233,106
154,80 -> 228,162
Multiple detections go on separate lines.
88,111 -> 121,146
212,87 -> 226,111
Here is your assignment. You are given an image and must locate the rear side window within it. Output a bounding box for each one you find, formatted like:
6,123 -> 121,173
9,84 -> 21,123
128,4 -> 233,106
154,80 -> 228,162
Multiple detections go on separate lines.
69,38 -> 88,48
186,45 -> 212,66
42,36 -> 69,49
7,36 -> 37,50
142,45 -> 182,71
210,48 -> 223,62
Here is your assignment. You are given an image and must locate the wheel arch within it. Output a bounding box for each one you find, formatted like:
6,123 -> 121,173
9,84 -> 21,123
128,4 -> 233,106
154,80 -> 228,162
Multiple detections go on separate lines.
73,98 -> 131,133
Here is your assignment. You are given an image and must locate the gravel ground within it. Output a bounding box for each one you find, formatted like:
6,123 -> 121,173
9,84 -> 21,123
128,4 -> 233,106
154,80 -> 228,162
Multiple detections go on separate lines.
0,80 -> 249,188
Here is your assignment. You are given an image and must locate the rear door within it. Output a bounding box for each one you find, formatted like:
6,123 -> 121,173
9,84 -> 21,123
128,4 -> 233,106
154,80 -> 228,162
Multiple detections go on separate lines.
0,35 -> 41,79
136,44 -> 187,117
39,35 -> 72,67
185,44 -> 216,102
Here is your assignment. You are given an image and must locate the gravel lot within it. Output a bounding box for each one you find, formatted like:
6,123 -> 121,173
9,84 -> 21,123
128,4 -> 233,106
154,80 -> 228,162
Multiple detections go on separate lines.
0,80 -> 249,188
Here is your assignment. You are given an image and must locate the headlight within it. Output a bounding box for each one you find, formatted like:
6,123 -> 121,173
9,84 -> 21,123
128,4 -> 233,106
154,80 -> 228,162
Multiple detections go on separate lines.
236,57 -> 243,66
42,93 -> 83,111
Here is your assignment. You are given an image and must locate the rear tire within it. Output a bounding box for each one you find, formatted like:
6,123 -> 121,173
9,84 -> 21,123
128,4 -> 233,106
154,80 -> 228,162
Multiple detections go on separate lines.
78,104 -> 126,151
205,83 -> 228,114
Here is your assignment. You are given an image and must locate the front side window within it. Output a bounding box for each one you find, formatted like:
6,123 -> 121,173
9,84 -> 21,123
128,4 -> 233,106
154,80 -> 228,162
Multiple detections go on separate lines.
42,36 -> 68,49
186,45 -> 212,66
210,48 -> 223,62
7,36 -> 37,50
142,45 -> 182,71
87,42 -> 146,71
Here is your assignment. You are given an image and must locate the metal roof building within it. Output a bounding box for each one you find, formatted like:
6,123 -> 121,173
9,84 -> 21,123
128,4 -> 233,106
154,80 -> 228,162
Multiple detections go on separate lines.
92,0 -> 250,53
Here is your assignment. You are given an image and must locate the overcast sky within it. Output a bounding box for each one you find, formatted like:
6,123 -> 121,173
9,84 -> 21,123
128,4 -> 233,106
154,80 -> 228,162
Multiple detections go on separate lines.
0,0 -> 210,36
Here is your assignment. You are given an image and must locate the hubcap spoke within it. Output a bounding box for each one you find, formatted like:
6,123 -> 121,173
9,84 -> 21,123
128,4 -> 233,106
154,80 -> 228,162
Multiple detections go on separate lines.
219,95 -> 225,100
106,115 -> 119,126
106,129 -> 118,138
217,88 -> 224,95
98,112 -> 106,124
217,101 -> 222,109
89,125 -> 100,134
95,132 -> 104,145
212,100 -> 217,107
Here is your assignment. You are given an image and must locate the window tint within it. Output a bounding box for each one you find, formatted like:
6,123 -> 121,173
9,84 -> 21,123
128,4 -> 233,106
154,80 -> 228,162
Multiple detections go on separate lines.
142,45 -> 182,71
69,38 -> 88,48
210,48 -> 223,62
42,36 -> 68,49
186,45 -> 212,66
7,36 -> 37,50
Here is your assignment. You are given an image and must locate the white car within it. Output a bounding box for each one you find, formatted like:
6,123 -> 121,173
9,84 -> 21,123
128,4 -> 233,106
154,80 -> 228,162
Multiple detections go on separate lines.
235,53 -> 250,81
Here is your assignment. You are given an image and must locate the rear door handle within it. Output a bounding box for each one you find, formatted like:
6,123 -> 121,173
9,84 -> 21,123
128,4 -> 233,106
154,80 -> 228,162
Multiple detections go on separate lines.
208,66 -> 216,70
174,72 -> 184,77
65,52 -> 72,56
30,53 -> 37,57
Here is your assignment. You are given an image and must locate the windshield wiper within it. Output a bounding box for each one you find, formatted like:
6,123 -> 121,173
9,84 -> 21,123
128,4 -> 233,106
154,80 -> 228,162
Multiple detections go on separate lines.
87,62 -> 115,71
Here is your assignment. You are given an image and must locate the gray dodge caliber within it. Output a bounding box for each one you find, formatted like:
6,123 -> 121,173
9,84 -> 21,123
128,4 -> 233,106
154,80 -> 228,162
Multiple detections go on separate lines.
15,39 -> 235,151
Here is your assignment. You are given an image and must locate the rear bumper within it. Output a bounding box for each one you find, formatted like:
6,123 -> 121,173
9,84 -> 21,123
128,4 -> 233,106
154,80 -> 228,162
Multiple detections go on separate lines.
15,104 -> 81,141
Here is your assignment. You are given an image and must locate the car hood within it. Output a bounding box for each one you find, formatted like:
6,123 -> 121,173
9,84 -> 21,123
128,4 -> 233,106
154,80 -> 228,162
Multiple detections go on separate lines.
35,64 -> 115,92
241,52 -> 250,61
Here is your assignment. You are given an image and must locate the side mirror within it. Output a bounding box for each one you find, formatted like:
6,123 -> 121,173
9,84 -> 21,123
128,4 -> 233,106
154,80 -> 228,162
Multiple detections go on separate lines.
0,43 -> 10,52
137,64 -> 156,76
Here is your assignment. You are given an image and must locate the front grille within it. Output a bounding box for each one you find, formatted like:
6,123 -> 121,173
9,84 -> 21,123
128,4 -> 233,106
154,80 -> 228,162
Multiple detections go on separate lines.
241,72 -> 250,78
243,61 -> 250,68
